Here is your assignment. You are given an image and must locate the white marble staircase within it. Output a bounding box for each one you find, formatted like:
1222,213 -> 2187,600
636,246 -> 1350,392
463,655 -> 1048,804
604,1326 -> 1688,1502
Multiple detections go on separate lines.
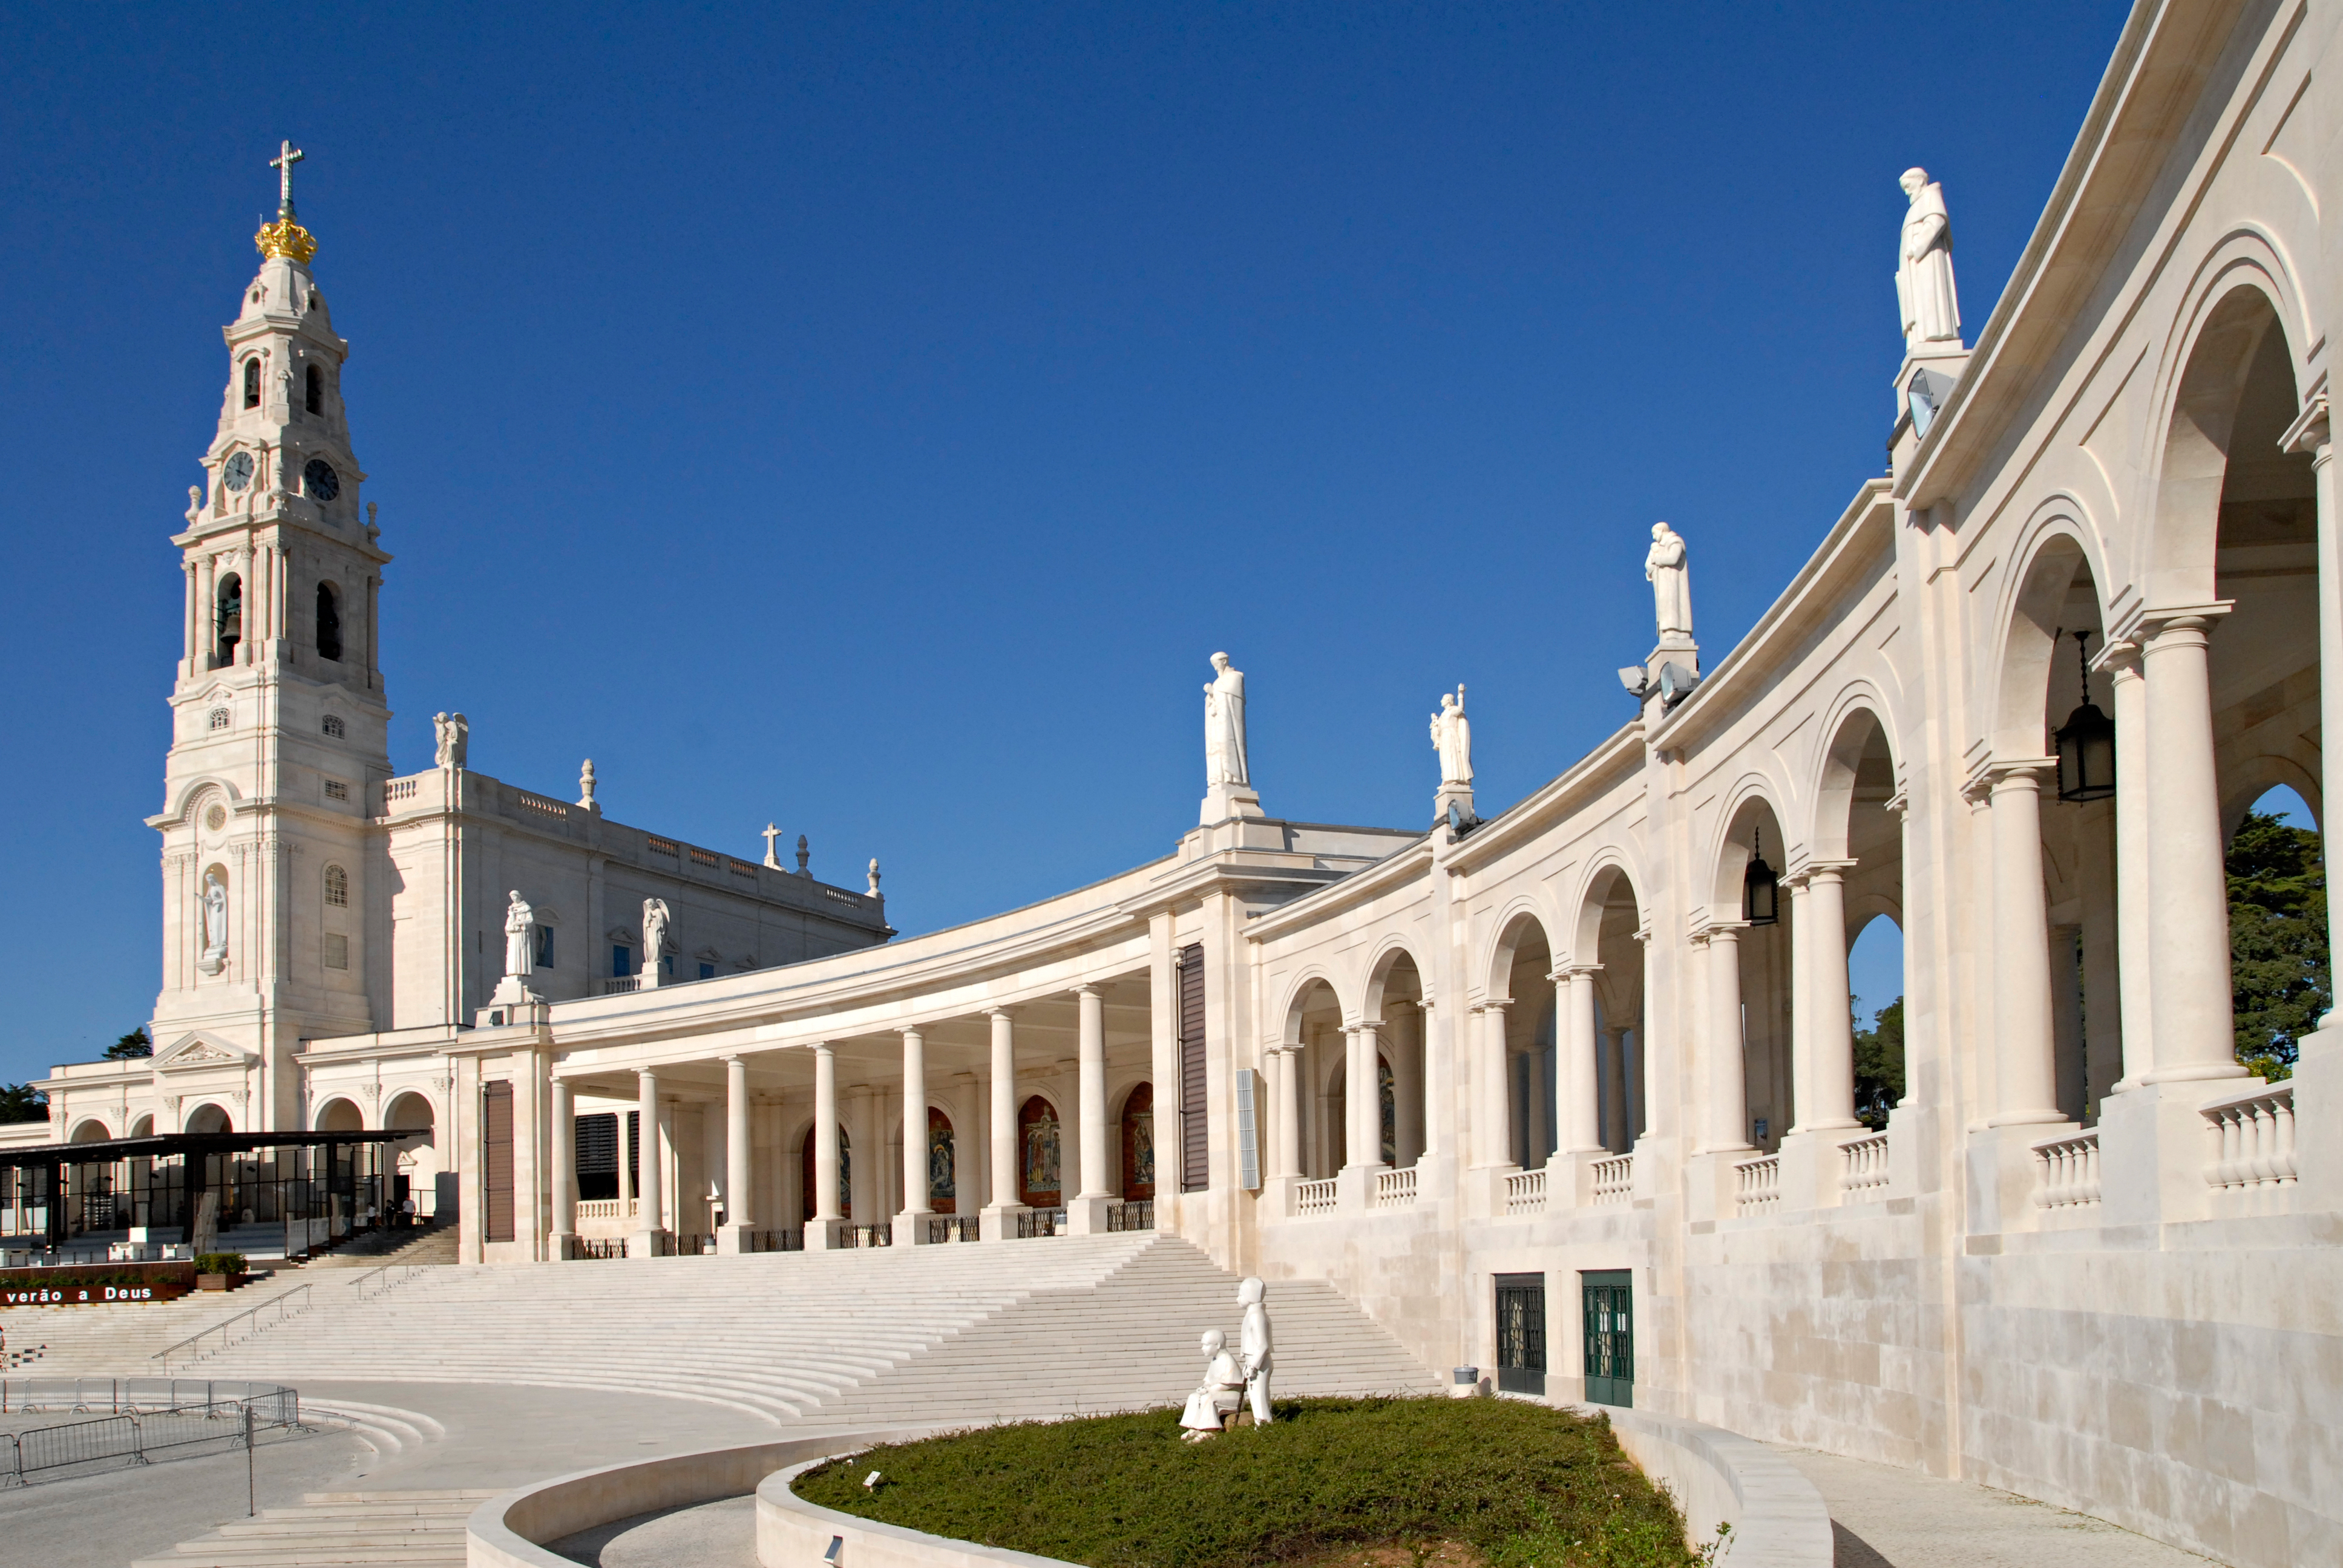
131,1489 -> 491,1568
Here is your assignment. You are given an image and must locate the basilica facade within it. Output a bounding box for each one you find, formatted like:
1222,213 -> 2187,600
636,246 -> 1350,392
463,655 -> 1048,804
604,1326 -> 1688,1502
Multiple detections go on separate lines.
8,2 -> 2340,1563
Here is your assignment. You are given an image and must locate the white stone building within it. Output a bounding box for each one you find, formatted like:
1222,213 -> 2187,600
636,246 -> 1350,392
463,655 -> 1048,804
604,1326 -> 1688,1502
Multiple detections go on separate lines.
7,3 -> 2342,1561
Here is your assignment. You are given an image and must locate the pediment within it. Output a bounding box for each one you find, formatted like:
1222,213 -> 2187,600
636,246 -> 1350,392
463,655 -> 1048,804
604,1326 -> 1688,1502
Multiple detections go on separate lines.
608,926 -> 637,944
156,1031 -> 257,1070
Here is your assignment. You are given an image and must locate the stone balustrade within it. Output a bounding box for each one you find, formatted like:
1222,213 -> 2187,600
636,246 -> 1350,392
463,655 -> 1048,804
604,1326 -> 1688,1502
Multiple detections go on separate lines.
1503,1168 -> 1547,1215
2031,1129 -> 2101,1210
1838,1132 -> 1890,1195
1294,1177 -> 1339,1216
1734,1154 -> 1780,1215
2202,1080 -> 2297,1193
1591,1154 -> 1633,1206
1375,1166 -> 1418,1209
575,1198 -> 636,1221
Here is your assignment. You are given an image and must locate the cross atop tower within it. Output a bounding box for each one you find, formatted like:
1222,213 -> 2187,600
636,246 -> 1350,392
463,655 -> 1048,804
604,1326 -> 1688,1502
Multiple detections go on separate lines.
270,140 -> 305,217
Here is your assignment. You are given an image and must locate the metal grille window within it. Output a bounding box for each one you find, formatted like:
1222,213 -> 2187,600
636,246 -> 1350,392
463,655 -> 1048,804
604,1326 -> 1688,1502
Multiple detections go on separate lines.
575,1112 -> 618,1201
1581,1269 -> 1634,1408
1178,944 -> 1207,1192
482,1081 -> 514,1243
1495,1272 -> 1546,1396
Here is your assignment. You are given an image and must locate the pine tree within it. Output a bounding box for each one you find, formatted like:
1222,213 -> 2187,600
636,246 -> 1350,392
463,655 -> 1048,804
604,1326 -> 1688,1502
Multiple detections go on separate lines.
2227,809 -> 2329,1079
104,1027 -> 153,1060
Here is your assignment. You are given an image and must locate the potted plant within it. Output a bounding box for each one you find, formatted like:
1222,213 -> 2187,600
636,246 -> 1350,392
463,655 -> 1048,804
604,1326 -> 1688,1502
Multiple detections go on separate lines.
192,1252 -> 248,1290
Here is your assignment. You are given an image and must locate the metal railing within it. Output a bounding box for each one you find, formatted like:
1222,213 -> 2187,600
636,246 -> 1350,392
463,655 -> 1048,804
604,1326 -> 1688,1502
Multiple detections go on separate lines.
831,1222 -> 893,1249
1501,1169 -> 1545,1215
150,1285 -> 313,1373
2,1382 -> 298,1486
1838,1134 -> 1891,1195
351,1264 -> 428,1302
1015,1208 -> 1066,1239
1105,1200 -> 1154,1232
926,1216 -> 981,1244
2203,1081 -> 2296,1192
2031,1129 -> 2101,1210
574,1238 -> 625,1259
744,1227 -> 805,1252
1374,1167 -> 1418,1209
1733,1154 -> 1781,1215
1590,1154 -> 1634,1206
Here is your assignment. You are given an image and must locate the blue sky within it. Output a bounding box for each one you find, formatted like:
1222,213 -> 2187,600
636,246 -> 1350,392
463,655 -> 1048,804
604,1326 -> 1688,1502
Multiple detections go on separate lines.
0,2 -> 2137,1081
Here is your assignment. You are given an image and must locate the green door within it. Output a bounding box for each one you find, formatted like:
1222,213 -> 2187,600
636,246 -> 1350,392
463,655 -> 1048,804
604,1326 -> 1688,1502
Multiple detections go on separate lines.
1581,1270 -> 1633,1408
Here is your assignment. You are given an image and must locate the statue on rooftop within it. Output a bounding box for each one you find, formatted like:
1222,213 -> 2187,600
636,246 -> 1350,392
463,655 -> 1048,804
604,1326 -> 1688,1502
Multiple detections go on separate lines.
1204,653 -> 1249,788
433,711 -> 468,769
1431,685 -> 1473,788
1896,168 -> 1962,349
1645,523 -> 1693,642
1179,1328 -> 1248,1440
503,890 -> 534,978
641,898 -> 671,988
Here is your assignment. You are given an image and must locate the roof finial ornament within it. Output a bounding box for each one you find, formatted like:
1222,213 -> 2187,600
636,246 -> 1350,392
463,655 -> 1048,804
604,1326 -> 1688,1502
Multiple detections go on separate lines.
867,858 -> 882,898
796,834 -> 811,877
255,140 -> 318,264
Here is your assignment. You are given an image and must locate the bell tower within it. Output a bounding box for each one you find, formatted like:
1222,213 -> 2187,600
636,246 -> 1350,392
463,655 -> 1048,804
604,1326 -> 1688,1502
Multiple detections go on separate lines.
148,144 -> 395,1132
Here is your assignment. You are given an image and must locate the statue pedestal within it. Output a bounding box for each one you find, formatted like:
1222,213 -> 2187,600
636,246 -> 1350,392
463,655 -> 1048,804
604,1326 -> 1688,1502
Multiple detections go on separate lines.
1433,784 -> 1475,828
1201,783 -> 1265,825
978,1204 -> 1028,1243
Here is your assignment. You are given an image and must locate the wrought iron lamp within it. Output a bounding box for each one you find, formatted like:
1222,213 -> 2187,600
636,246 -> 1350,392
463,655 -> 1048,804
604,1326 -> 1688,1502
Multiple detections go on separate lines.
1743,826 -> 1780,926
2054,630 -> 2116,803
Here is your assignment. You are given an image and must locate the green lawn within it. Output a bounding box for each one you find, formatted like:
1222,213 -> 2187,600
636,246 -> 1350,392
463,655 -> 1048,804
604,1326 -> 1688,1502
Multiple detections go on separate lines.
794,1397 -> 1705,1568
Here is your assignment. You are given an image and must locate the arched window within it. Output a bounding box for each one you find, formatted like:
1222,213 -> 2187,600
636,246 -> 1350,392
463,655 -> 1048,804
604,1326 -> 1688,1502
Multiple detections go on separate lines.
242,358 -> 260,409
321,714 -> 345,739
324,864 -> 349,907
304,364 -> 323,416
315,583 -> 342,661
208,708 -> 230,731
216,575 -> 243,664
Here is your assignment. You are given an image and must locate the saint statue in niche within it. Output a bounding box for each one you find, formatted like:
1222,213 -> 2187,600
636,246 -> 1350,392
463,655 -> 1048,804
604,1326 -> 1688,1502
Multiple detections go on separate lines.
1204,652 -> 1248,787
503,890 -> 534,978
1645,523 -> 1693,641
198,871 -> 229,975
1896,168 -> 1961,348
640,898 -> 672,988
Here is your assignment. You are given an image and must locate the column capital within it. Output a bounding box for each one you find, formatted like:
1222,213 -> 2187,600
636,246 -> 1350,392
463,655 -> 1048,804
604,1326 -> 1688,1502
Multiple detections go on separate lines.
985,1005 -> 1017,1021
898,1025 -> 924,1040
1795,858 -> 1860,887
1549,963 -> 1602,982
1982,756 -> 2057,789
2138,603 -> 2234,643
2279,391 -> 2330,457
719,1053 -> 743,1066
1071,983 -> 1102,999
1474,996 -> 1511,1014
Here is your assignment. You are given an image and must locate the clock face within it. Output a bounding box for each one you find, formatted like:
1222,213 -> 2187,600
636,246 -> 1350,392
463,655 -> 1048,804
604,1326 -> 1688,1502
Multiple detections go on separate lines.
221,451 -> 254,492
303,459 -> 341,502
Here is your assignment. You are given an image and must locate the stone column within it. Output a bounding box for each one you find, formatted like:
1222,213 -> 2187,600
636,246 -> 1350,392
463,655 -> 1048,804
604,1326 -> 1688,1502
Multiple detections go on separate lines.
182,563 -> 198,674
2107,645 -> 2151,1086
1561,967 -> 1604,1154
1703,927 -> 1753,1152
197,555 -> 215,665
849,1086 -> 879,1224
1272,1045 -> 1303,1178
981,1010 -> 1021,1239
2140,616 -> 2248,1082
549,1076 -> 575,1259
1419,999 -> 1445,1157
718,1055 -> 752,1252
1348,1024 -> 1386,1171
811,1044 -> 842,1244
1519,1036 -> 1544,1166
2290,403 -> 2338,995
1603,1027 -> 1631,1152
1786,876 -> 1812,1132
1069,987 -> 1112,1232
631,1068 -> 665,1256
894,1029 -> 930,1243
1988,764 -> 2065,1122
1475,1001 -> 1512,1167
1390,1004 -> 1424,1165
1802,863 -> 1863,1130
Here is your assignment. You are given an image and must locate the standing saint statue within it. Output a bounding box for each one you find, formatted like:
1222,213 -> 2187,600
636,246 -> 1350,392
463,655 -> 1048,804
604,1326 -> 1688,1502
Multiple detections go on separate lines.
432,712 -> 470,769
1237,1276 -> 1274,1425
1645,523 -> 1693,641
641,898 -> 671,988
1896,168 -> 1961,348
198,872 -> 230,975
503,890 -> 534,979
1430,685 -> 1473,787
1204,653 -> 1248,787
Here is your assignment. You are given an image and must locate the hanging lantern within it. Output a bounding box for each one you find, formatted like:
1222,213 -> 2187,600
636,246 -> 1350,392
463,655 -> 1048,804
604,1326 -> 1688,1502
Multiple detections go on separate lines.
2055,630 -> 2117,803
1742,826 -> 1780,926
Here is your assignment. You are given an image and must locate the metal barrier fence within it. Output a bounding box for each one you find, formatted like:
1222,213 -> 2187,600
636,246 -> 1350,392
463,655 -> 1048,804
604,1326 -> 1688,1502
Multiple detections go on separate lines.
1,1379 -> 298,1486
1106,1200 -> 1155,1232
925,1216 -> 980,1244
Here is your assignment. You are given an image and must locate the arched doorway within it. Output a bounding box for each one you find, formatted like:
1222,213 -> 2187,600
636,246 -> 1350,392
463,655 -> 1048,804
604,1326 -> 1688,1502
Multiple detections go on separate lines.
926,1106 -> 955,1214
384,1091 -> 437,1219
1017,1096 -> 1063,1207
1486,915 -> 1557,1170
1119,1083 -> 1155,1200
185,1103 -> 232,1135
313,1097 -> 363,1133
799,1124 -> 850,1222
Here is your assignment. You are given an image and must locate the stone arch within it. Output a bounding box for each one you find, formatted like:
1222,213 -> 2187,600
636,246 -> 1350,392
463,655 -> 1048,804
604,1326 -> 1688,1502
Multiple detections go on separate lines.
1274,969 -> 1350,1043
1987,517 -> 2110,760
67,1116 -> 113,1143
383,1090 -> 438,1219
184,1102 -> 232,1135
1484,910 -> 1558,1169
1569,856 -> 1650,1154
128,1113 -> 154,1138
1809,694 -> 1902,861
1281,978 -> 1346,1177
313,1096 -> 364,1132
1360,941 -> 1429,1169
2224,758 -> 2324,838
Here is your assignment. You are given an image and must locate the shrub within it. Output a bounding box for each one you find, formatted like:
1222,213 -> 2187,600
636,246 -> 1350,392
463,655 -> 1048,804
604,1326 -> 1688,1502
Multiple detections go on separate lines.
194,1252 -> 247,1275
796,1396 -> 1700,1568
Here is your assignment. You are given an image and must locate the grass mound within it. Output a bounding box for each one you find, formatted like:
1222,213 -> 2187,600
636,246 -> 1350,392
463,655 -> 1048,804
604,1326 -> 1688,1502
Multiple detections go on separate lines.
795,1397 -> 1703,1568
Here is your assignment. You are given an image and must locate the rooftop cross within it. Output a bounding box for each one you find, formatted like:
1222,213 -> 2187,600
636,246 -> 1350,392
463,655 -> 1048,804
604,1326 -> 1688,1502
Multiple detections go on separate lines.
270,140 -> 306,217
762,823 -> 782,869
